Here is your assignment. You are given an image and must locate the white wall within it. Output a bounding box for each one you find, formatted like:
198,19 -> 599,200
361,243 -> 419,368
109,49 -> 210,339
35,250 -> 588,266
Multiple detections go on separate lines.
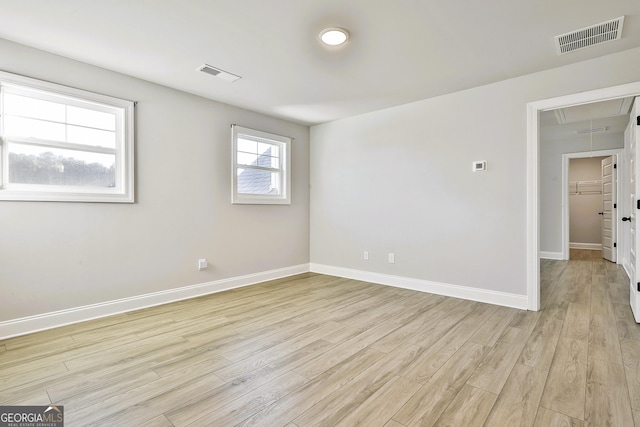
310,46 -> 640,299
0,39 -> 310,324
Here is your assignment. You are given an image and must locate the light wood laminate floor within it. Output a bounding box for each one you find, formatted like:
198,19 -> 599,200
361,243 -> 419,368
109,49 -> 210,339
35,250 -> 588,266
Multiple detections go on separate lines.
2,249 -> 640,426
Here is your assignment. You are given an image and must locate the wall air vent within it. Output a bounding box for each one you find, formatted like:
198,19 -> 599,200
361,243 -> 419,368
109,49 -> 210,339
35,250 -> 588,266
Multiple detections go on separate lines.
197,64 -> 241,82
554,16 -> 624,55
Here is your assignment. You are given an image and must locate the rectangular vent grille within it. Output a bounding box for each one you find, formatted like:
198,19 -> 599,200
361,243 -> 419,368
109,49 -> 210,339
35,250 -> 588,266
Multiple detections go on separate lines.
555,16 -> 624,55
197,64 -> 241,82
199,66 -> 220,76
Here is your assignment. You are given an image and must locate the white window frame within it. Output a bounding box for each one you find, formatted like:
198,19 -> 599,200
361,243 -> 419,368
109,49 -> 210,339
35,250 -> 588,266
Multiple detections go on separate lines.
232,125 -> 291,205
0,71 -> 135,203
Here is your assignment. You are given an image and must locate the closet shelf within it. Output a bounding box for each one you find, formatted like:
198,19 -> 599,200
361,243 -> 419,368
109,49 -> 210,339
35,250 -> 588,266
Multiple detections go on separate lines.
569,180 -> 602,195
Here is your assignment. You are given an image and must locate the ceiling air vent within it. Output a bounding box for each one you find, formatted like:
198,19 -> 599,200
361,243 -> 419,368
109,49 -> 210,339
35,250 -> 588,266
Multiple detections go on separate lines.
554,16 -> 624,55
197,64 -> 241,82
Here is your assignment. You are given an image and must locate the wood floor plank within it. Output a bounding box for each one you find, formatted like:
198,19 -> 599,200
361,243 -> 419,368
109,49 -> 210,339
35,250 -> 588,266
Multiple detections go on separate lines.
2,391 -> 51,406
131,414 -> 175,427
165,357 -> 322,426
87,368 -> 230,426
392,341 -> 489,427
469,306 -> 518,346
588,313 -> 624,365
620,338 -> 640,411
483,363 -> 547,427
560,302 -> 590,342
183,370 -> 307,427
539,337 -> 588,420
615,303 -> 640,341
534,407 -> 583,426
466,327 -> 529,393
518,310 -> 564,372
213,322 -> 339,381
292,344 -> 422,426
369,297 -> 450,353
48,366 -> 162,403
585,357 -> 634,427
399,315 -> 485,384
63,335 -> 189,372
333,375 -> 421,427
509,309 -> 542,332
568,272 -> 592,306
432,384 -> 497,427
235,348 -> 386,427
291,320 -> 401,380
217,320 -> 325,362
63,361 -> 226,425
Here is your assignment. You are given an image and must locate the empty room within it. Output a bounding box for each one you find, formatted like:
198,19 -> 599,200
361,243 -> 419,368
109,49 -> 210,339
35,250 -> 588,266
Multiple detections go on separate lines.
2,1 -> 640,426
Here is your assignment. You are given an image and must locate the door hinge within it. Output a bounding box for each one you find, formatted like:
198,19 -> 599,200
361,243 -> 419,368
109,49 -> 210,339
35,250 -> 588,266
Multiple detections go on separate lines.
637,115 -> 640,126
614,203 -> 617,209
637,199 -> 640,210
614,163 -> 617,169
637,282 -> 640,292
614,242 -> 617,248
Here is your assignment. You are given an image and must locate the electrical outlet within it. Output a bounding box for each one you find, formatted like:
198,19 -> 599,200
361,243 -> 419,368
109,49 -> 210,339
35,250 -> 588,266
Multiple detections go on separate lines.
388,253 -> 395,264
198,259 -> 208,271
364,251 -> 369,260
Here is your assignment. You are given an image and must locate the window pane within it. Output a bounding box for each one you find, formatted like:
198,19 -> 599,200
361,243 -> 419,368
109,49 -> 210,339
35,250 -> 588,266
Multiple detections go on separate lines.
256,154 -> 278,168
4,116 -> 66,141
67,106 -> 116,131
4,93 -> 65,122
258,142 -> 278,157
237,138 -> 257,154
8,143 -> 116,188
237,168 -> 280,195
237,152 -> 258,166
67,125 -> 116,148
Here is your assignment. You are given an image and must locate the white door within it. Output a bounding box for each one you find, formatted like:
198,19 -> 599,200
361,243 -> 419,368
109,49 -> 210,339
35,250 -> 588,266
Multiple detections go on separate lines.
628,97 -> 640,322
601,156 -> 616,262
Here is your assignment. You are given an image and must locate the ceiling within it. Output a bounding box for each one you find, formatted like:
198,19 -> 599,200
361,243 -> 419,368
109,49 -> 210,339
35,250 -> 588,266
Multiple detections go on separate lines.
540,97 -> 634,141
0,1 -> 639,126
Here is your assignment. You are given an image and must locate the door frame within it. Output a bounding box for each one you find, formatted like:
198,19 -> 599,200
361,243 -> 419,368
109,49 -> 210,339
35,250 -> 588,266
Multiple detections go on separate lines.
527,81 -> 640,311
562,150 -> 621,261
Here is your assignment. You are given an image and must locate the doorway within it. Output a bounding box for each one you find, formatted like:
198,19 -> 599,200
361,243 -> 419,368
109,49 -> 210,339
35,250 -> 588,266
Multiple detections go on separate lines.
526,81 -> 640,311
563,152 -> 621,261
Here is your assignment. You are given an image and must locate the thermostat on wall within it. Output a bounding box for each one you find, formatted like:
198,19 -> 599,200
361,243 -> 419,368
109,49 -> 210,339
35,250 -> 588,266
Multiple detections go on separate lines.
472,161 -> 487,172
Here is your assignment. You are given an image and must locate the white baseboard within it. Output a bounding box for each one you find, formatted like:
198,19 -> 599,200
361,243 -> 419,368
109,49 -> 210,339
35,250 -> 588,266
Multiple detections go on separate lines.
539,251 -> 564,260
309,264 -> 528,310
569,242 -> 602,250
0,264 -> 310,340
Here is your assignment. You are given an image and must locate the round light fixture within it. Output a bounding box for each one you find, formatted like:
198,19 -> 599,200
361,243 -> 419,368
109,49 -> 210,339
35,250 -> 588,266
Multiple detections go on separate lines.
319,27 -> 349,46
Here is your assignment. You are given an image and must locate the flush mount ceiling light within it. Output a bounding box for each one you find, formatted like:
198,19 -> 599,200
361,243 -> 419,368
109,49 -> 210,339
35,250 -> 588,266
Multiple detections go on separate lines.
319,27 -> 349,46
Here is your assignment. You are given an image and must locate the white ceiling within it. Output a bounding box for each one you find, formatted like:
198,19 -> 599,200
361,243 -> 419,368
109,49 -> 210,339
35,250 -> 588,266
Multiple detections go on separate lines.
0,1 -> 639,125
541,97 -> 634,141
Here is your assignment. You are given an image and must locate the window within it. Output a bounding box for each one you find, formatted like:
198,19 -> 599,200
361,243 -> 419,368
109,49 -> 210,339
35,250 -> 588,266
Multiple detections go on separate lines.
0,71 -> 135,202
232,125 -> 291,204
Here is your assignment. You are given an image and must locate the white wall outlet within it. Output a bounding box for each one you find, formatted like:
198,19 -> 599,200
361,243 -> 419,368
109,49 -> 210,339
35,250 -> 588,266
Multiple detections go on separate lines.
472,160 -> 487,172
388,253 -> 395,264
364,251 -> 369,260
198,258 -> 208,271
